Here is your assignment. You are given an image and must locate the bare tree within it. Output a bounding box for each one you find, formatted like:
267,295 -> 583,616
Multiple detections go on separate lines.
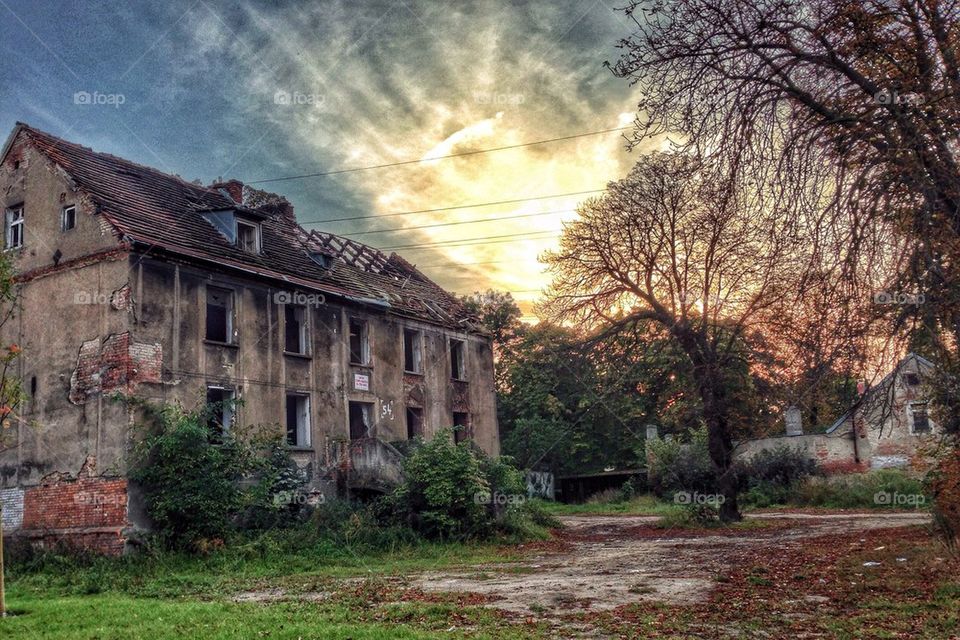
610,0 -> 960,353
541,152 -> 883,520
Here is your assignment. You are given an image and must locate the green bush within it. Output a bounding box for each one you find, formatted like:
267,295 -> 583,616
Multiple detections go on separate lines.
793,469 -> 928,509
129,401 -> 261,549
646,426 -> 716,498
739,446 -> 819,507
383,430 -> 547,540
242,437 -> 308,530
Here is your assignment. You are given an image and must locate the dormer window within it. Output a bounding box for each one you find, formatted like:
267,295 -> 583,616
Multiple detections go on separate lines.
201,209 -> 261,254
237,220 -> 260,253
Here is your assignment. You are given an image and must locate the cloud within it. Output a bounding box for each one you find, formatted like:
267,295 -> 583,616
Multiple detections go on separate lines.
159,0 -> 646,303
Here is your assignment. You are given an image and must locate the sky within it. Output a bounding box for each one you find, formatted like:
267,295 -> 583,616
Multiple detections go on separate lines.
0,0 -> 648,319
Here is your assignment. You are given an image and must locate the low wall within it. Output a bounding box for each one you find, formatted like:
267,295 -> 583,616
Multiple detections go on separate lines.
7,457 -> 130,555
734,432 -> 868,474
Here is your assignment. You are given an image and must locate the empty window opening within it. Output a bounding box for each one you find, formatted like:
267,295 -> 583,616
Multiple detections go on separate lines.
453,411 -> 469,443
284,305 -> 308,354
349,401 -> 374,440
911,403 -> 930,434
349,318 -> 369,365
450,339 -> 466,381
406,406 -> 423,439
206,286 -> 234,343
286,393 -> 311,447
237,220 -> 260,253
61,205 -> 76,231
206,386 -> 235,437
403,328 -> 422,373
903,372 -> 921,387
5,205 -> 23,249
30,375 -> 37,396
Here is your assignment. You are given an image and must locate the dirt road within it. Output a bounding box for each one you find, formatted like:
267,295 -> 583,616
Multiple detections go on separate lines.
412,511 -> 929,615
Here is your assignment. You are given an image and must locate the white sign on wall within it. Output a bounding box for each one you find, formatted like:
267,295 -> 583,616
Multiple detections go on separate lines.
354,373 -> 369,391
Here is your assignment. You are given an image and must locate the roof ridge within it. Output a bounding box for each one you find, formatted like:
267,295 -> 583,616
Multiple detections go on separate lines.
17,122 -> 222,197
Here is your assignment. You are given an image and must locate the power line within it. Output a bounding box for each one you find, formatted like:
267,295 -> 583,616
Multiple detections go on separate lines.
342,208 -> 576,238
248,126 -> 633,184
300,189 -> 603,225
378,230 -> 561,251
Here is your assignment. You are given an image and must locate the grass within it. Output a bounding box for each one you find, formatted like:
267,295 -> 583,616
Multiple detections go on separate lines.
2,589 -> 547,639
533,494 -> 684,517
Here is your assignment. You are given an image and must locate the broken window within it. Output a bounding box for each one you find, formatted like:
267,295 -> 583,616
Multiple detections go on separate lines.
453,411 -> 469,443
450,339 -> 466,381
284,305 -> 308,354
903,372 -> 921,387
61,205 -> 76,231
403,328 -> 422,373
205,286 -> 234,343
206,386 -> 235,437
237,220 -> 260,253
349,401 -> 374,440
5,205 -> 23,249
285,393 -> 311,447
910,402 -> 930,434
406,406 -> 423,439
349,318 -> 369,365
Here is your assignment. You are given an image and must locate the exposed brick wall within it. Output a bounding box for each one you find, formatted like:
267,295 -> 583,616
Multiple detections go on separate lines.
19,458 -> 128,555
69,331 -> 162,404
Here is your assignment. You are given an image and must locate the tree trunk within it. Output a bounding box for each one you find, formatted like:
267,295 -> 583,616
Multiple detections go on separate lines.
699,372 -> 742,523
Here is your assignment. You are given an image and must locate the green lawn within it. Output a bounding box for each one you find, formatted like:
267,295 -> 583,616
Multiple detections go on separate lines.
2,590 -> 543,639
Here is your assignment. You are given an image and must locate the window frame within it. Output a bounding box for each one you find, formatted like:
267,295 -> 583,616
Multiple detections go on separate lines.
61,204 -> 77,232
236,219 -> 261,253
909,402 -> 931,434
453,411 -> 470,443
450,338 -> 466,381
349,400 -> 374,440
403,328 -> 423,374
349,317 -> 370,365
284,304 -> 309,355
206,385 -> 236,437
205,285 -> 236,344
5,204 -> 24,250
285,393 -> 312,448
406,406 -> 423,439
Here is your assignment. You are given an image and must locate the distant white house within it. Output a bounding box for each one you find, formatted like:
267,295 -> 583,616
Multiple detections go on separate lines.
736,354 -> 939,473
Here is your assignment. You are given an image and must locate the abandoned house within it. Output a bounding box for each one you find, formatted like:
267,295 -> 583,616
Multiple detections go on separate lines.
0,122 -> 498,553
735,353 -> 940,473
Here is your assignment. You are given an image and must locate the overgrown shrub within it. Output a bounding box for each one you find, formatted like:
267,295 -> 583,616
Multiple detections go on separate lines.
646,426 -> 716,498
383,430 -> 549,540
793,469 -> 928,509
243,436 -> 309,530
129,401 -> 261,549
739,446 -> 819,507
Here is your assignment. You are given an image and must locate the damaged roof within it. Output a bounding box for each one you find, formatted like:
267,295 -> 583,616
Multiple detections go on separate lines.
6,123 -> 481,332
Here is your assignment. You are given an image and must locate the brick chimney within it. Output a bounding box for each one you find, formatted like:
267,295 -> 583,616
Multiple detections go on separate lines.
210,178 -> 244,204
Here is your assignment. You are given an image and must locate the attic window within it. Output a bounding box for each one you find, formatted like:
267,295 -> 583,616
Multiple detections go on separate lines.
237,220 -> 261,253
903,373 -> 920,386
